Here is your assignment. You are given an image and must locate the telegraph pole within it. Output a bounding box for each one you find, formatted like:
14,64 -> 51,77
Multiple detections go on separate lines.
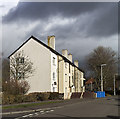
101,64 -> 106,92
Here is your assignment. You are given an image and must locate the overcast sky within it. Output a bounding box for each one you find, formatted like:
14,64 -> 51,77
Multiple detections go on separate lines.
1,1 -> 118,69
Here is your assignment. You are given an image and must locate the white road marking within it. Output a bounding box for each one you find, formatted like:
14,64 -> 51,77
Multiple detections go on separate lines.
50,110 -> 54,112
34,113 -> 38,115
22,115 -> 30,118
40,110 -> 44,113
21,113 -> 33,118
28,113 -> 33,116
46,111 -> 50,113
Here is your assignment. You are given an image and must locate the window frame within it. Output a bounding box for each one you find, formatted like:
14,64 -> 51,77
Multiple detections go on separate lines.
53,57 -> 56,65
16,57 -> 24,64
53,72 -> 55,80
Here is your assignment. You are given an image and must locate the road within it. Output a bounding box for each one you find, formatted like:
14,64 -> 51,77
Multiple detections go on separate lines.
2,96 -> 120,118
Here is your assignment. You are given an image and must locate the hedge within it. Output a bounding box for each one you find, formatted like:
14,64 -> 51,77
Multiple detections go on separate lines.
2,92 -> 63,105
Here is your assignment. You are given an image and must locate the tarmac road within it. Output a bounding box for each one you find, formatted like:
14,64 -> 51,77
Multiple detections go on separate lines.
2,96 -> 120,118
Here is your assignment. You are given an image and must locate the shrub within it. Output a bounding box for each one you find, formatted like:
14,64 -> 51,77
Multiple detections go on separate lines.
28,92 -> 50,101
14,95 -> 25,103
39,92 -> 50,101
3,79 -> 30,95
2,92 -> 62,105
28,92 -> 40,101
22,94 -> 37,102
49,92 -> 60,100
2,93 -> 15,105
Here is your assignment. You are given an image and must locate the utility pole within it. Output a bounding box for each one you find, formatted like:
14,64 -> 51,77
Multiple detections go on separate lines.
114,74 -> 118,96
101,64 -> 106,92
90,81 -> 92,91
114,75 -> 116,95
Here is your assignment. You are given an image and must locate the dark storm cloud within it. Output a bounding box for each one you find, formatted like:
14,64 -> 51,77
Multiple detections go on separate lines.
3,2 -> 118,38
2,2 -> 118,64
86,3 -> 118,37
3,2 -> 101,23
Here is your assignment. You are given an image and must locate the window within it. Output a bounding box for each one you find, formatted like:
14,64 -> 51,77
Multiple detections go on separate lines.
65,87 -> 67,94
53,57 -> 55,65
65,74 -> 67,82
53,87 -> 56,92
53,72 -> 55,80
54,82 -> 57,85
16,57 -> 24,64
72,76 -> 73,80
17,72 -> 24,79
65,62 -> 67,68
83,80 -> 85,86
69,64 -> 70,73
69,76 -> 70,87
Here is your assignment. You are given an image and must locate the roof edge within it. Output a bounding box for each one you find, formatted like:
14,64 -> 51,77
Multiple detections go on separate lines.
8,35 -> 35,58
8,35 -> 84,73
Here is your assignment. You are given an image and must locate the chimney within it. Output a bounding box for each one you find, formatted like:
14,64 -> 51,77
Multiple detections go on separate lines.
48,35 -> 55,50
74,60 -> 79,67
68,53 -> 72,62
62,49 -> 68,58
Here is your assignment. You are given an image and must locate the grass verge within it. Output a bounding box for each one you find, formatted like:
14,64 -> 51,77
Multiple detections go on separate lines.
3,100 -> 64,109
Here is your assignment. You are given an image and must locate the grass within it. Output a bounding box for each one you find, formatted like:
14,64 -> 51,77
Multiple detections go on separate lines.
3,100 -> 64,109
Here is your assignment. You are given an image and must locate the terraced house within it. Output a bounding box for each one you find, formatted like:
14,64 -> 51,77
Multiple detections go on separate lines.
9,35 -> 86,99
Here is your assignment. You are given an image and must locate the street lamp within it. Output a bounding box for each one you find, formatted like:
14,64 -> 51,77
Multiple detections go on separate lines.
90,81 -> 92,91
101,64 -> 107,92
114,74 -> 118,96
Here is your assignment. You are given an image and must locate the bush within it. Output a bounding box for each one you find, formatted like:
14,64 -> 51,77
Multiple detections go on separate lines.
105,91 -> 114,95
2,93 -> 15,105
49,92 -> 60,100
3,79 -> 30,95
2,92 -> 62,105
40,92 -> 50,101
28,92 -> 50,101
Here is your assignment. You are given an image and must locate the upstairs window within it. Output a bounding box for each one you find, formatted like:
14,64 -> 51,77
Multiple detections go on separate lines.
69,76 -> 70,87
17,72 -> 24,79
65,62 -> 67,68
53,57 -> 55,65
53,72 -> 55,80
65,74 -> 67,82
69,64 -> 70,73
72,76 -> 73,80
16,57 -> 24,64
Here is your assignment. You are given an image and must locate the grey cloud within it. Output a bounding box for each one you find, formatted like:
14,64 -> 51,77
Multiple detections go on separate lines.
2,2 -> 118,68
86,3 -> 118,37
3,2 -> 107,23
0,5 -> 5,8
3,2 -> 118,38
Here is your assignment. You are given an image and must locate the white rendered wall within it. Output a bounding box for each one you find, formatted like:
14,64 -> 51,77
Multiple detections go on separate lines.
10,38 -> 51,93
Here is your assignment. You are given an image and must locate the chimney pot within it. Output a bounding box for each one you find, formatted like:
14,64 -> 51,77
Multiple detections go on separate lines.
48,35 -> 55,50
68,53 -> 72,62
74,60 -> 79,67
62,49 -> 68,58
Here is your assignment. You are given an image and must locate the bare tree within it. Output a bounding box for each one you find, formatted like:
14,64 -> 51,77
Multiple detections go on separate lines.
10,50 -> 34,81
3,79 -> 30,95
86,46 -> 117,91
4,50 -> 35,95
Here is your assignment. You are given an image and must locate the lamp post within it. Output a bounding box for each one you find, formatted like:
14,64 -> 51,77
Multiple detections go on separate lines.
101,64 -> 106,92
114,74 -> 118,96
90,81 -> 92,91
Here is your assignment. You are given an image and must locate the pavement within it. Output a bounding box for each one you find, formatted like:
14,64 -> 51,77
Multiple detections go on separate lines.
1,96 -> 120,118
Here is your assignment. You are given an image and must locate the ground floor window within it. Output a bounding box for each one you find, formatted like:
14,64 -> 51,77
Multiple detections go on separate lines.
53,87 -> 57,92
